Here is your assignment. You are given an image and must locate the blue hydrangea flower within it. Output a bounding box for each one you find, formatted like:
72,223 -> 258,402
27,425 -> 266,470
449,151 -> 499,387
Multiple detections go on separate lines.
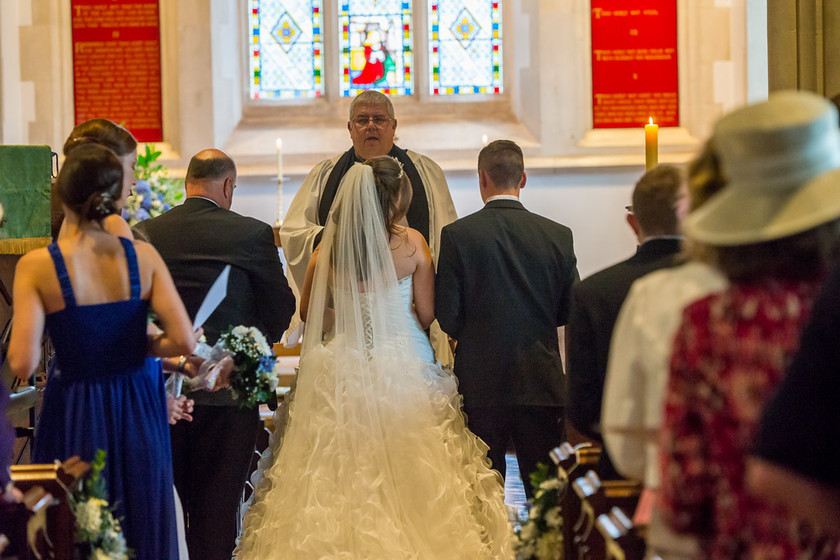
134,208 -> 150,221
257,356 -> 276,374
140,196 -> 153,210
134,180 -> 152,196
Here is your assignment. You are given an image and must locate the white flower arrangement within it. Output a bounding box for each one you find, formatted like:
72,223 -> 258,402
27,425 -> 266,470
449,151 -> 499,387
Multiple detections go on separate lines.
514,462 -> 565,560
72,450 -> 131,559
203,325 -> 280,408
75,497 -> 108,533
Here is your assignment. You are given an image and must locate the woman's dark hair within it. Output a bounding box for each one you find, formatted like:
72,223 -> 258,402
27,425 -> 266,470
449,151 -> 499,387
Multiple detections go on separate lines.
56,143 -> 123,223
708,220 -> 840,283
62,118 -> 137,157
364,156 -> 411,237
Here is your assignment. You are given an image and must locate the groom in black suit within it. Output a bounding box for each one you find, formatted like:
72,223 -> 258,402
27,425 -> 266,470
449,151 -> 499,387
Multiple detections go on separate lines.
435,140 -> 578,497
135,149 -> 295,560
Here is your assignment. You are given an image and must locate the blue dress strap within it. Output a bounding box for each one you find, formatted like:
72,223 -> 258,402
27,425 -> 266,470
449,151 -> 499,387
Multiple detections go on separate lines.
46,243 -> 77,308
119,237 -> 142,300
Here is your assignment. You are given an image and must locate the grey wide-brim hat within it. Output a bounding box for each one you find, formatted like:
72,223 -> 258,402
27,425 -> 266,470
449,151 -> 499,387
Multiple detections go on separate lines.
683,90 -> 840,246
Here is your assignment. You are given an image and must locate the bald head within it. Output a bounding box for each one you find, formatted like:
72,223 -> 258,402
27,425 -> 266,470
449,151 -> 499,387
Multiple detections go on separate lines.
185,149 -> 237,209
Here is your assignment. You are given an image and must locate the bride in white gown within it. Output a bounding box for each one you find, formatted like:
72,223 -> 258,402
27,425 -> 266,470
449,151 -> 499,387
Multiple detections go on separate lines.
236,157 -> 513,559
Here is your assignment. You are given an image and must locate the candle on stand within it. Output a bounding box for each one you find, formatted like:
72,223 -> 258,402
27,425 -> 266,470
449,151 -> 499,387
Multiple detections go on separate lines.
276,138 -> 284,180
645,118 -> 658,170
276,181 -> 284,225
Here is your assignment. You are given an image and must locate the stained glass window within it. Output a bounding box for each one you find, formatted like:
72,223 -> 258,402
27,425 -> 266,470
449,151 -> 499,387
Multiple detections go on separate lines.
339,1 -> 413,97
428,1 -> 502,95
249,0 -> 323,99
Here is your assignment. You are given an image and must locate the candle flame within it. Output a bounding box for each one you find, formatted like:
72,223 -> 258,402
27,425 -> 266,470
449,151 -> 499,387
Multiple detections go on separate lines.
276,138 -> 283,150
648,117 -> 654,125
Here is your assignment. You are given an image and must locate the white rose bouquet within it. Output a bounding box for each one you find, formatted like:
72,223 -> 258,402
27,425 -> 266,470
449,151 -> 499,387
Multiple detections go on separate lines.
194,325 -> 280,409
513,462 -> 565,560
71,450 -> 131,559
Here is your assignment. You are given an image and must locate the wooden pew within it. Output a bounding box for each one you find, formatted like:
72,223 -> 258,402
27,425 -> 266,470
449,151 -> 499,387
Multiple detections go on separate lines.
597,506 -> 647,560
550,442 -> 602,560
571,470 -> 642,560
8,457 -> 90,560
0,485 -> 53,559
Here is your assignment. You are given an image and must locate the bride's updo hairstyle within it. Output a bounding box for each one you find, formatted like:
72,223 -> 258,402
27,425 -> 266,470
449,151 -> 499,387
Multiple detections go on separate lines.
56,143 -> 123,223
364,156 -> 411,236
62,118 -> 137,157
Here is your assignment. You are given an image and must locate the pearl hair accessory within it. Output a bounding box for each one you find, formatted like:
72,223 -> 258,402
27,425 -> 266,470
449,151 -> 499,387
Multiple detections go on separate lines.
392,157 -> 404,180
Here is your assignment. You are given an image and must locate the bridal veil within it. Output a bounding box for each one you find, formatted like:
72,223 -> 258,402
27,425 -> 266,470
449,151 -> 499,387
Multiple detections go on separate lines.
236,163 -> 513,559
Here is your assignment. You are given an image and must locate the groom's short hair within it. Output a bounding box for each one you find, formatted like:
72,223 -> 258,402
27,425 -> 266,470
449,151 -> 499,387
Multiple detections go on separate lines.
478,140 -> 524,188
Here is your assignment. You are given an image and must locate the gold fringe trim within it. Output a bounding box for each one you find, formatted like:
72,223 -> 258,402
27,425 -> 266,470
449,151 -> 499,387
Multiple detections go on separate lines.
0,237 -> 51,255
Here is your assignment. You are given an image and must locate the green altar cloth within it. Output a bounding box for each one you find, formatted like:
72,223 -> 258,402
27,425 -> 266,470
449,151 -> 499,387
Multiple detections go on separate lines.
0,145 -> 53,254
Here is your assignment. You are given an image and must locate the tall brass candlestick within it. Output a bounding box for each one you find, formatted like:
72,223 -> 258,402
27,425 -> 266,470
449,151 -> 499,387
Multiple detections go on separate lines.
276,177 -> 284,225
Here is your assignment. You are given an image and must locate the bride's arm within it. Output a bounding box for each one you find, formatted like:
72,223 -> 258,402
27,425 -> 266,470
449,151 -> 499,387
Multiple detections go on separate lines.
300,246 -> 320,322
300,247 -> 335,332
410,230 -> 435,330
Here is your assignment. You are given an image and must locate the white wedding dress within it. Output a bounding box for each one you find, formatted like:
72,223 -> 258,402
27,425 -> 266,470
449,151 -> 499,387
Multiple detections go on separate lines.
235,164 -> 513,559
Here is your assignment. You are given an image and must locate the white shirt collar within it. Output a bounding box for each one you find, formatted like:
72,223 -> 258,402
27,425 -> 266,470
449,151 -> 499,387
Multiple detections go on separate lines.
484,194 -> 520,204
641,235 -> 683,244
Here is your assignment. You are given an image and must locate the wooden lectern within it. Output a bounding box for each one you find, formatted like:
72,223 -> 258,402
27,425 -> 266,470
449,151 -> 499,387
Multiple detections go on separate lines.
2,457 -> 90,559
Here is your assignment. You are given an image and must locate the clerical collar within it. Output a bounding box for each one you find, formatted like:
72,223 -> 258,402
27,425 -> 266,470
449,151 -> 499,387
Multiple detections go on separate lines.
485,194 -> 520,203
353,149 -> 394,163
188,195 -> 219,207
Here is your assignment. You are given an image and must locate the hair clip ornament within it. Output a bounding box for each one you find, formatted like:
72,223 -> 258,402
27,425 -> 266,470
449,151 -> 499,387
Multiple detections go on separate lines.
392,157 -> 404,180
95,192 -> 115,215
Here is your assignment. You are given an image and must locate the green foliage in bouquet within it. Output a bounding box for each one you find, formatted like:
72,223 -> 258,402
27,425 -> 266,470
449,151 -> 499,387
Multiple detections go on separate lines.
122,144 -> 184,224
219,325 -> 280,409
71,450 -> 132,559
514,462 -> 565,560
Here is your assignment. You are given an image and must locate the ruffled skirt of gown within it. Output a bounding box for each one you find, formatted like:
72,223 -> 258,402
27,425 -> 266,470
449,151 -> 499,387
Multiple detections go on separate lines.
236,339 -> 514,559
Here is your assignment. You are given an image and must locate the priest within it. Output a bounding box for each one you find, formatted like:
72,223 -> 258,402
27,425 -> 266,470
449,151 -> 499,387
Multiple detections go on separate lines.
279,91 -> 458,363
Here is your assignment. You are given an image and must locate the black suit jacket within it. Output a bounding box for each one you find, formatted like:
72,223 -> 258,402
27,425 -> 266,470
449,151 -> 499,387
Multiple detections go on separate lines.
135,198 -> 296,405
435,199 -> 578,408
566,237 -> 682,440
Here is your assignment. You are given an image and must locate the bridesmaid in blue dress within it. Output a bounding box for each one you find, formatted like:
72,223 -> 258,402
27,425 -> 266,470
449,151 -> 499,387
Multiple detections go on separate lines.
7,143 -> 196,559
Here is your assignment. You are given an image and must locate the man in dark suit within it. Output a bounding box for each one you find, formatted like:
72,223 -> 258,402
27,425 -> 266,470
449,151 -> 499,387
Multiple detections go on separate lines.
135,149 -> 295,560
566,164 -> 685,479
435,140 -> 578,497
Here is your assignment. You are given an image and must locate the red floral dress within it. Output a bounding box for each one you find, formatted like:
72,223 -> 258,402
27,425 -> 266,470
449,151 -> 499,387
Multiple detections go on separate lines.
659,279 -> 821,560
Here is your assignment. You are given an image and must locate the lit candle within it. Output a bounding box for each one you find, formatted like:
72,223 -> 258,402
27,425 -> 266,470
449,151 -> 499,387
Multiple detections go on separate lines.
645,118 -> 658,170
481,134 -> 488,147
276,138 -> 284,180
